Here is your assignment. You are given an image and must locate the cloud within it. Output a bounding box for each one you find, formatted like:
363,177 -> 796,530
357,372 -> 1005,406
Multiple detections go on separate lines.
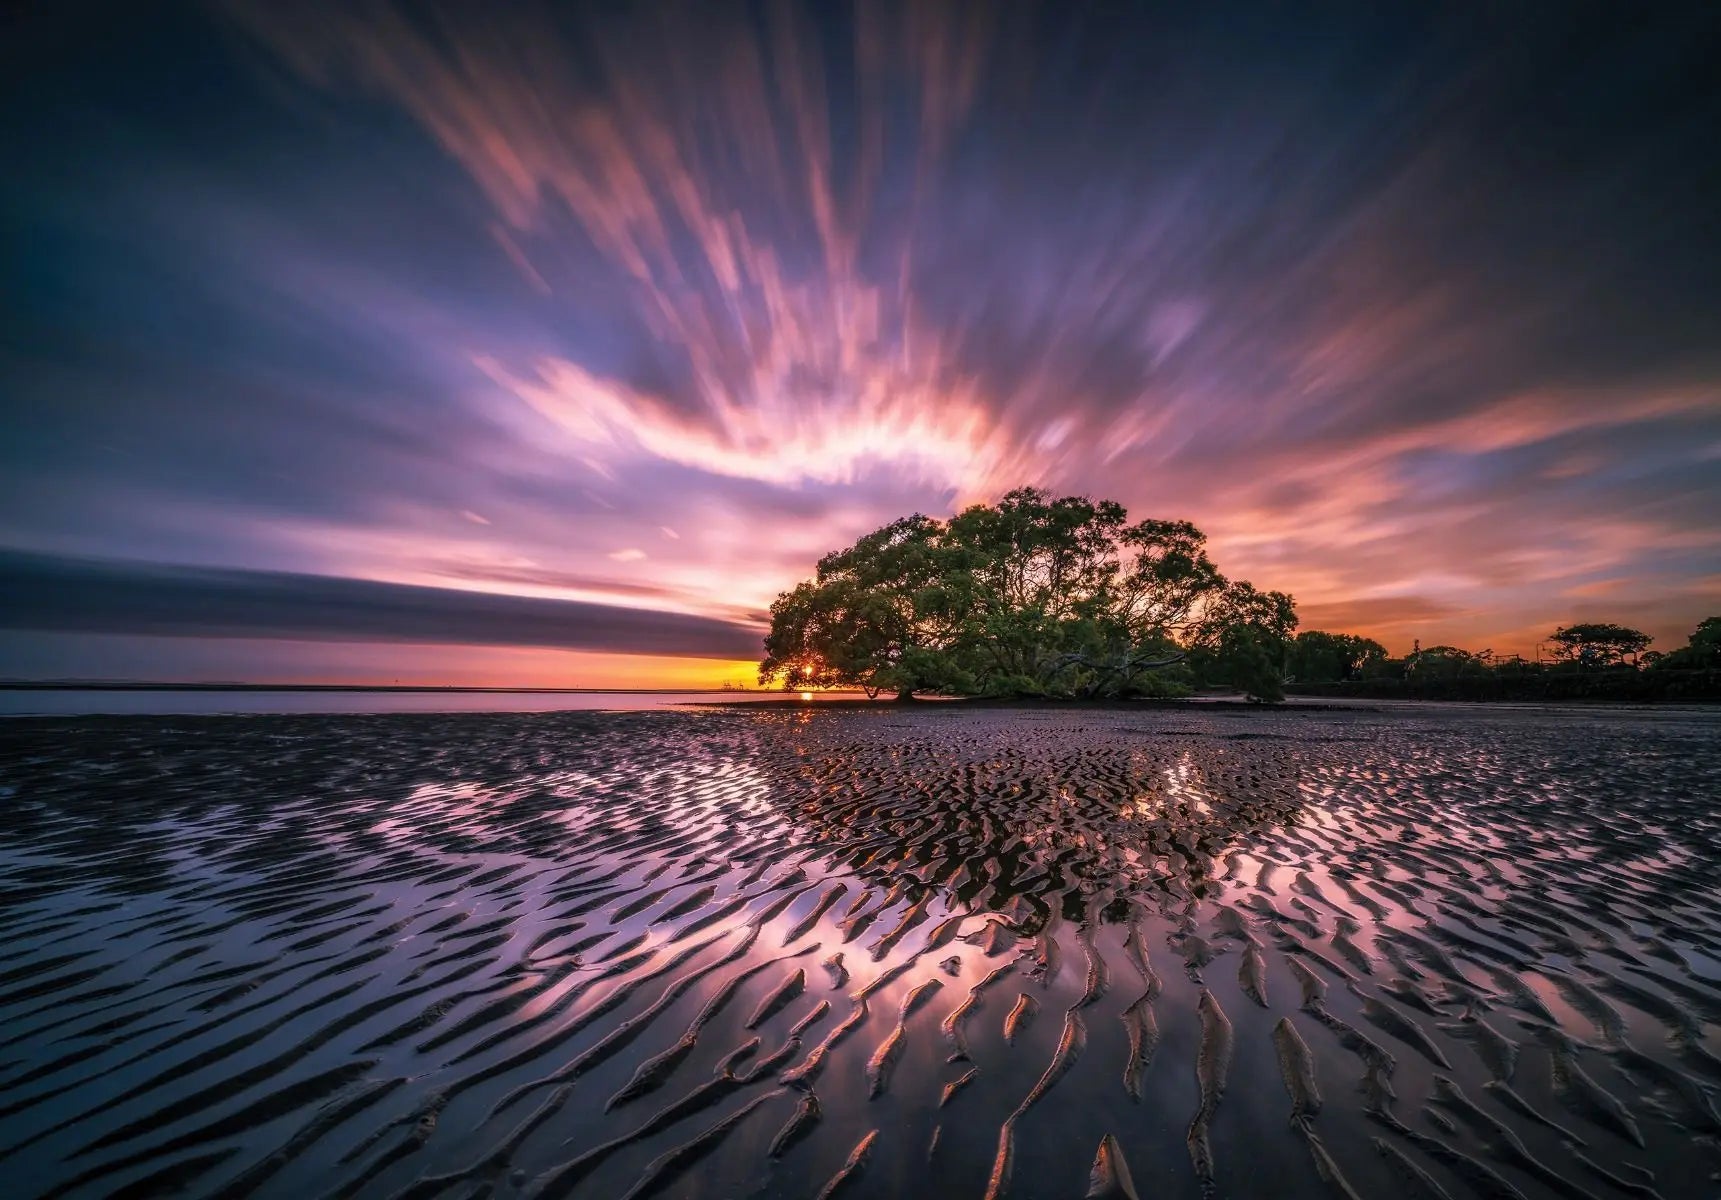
1,1 -> 1716,680
0,551 -> 762,659
225,1 -> 1033,500
481,354 -> 1024,493
421,562 -> 699,604
1297,596 -> 1465,632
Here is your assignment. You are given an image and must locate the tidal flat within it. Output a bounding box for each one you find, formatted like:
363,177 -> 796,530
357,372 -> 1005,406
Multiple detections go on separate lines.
1,706 -> 1718,1199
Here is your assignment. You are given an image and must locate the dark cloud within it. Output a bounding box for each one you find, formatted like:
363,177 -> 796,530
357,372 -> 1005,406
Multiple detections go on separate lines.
1,1 -> 1718,677
0,551 -> 763,659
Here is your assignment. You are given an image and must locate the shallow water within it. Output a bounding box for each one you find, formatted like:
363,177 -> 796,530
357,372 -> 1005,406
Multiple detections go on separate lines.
0,690 -> 834,717
1,706 -> 1717,1199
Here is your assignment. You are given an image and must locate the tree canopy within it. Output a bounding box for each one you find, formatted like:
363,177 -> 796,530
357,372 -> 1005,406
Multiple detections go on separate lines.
1547,622 -> 1652,669
759,488 -> 1298,701
1287,631 -> 1389,683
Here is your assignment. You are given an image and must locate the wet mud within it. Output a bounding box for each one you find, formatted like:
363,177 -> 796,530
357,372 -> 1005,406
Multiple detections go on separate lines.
0,704 -> 1717,1198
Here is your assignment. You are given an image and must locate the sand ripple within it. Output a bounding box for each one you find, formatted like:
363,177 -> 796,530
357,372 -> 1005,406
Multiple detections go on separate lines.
0,705 -> 1718,1198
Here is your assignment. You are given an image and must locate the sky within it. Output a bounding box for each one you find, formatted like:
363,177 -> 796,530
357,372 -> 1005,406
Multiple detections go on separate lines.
4,2 -> 1720,685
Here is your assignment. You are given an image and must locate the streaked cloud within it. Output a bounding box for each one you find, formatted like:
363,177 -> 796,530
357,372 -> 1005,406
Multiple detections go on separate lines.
0,551 -> 761,659
2,1 -> 1717,681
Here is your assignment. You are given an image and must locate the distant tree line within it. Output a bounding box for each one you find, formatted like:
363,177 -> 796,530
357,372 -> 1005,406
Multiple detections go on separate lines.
760,488 -> 1297,701
1285,616 -> 1721,702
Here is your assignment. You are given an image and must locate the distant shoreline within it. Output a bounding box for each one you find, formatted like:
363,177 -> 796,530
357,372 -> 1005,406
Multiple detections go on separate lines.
0,682 -> 801,695
1,682 -> 1712,709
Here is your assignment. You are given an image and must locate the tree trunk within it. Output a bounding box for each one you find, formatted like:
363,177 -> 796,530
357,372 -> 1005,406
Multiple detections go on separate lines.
893,689 -> 916,702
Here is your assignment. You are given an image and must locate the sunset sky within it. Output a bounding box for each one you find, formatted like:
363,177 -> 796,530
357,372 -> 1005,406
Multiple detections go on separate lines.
5,3 -> 1719,685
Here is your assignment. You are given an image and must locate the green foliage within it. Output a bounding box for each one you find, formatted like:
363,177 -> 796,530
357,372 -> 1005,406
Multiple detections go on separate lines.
1205,624 -> 1288,702
1288,631 -> 1389,683
760,488 -> 1296,701
758,515 -> 964,699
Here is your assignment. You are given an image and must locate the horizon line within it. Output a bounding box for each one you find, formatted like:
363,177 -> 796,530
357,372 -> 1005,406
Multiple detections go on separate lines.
0,682 -> 812,694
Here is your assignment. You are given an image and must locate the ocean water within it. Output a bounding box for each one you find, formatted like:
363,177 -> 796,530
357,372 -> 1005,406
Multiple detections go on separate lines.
0,689 -> 841,716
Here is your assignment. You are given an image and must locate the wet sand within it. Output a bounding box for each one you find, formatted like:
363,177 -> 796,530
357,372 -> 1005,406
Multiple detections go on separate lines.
0,705 -> 1717,1199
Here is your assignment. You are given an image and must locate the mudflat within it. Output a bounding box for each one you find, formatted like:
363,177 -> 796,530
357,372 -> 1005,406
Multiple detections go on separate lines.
0,705 -> 1717,1199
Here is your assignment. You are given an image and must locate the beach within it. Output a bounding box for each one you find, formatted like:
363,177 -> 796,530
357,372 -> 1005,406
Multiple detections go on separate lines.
1,704 -> 1717,1198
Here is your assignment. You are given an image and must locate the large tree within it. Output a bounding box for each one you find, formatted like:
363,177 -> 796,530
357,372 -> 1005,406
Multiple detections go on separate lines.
759,515 -> 970,699
1184,580 -> 1300,701
1547,622 -> 1652,669
760,488 -> 1298,701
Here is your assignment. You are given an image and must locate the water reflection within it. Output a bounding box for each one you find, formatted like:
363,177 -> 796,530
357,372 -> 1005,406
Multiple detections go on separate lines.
0,707 -> 1717,1199
745,722 -> 1311,935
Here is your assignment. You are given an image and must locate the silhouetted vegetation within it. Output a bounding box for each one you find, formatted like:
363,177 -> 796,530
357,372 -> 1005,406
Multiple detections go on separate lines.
1547,622 -> 1652,668
1651,615 -> 1720,671
760,488 -> 1297,701
1287,616 -> 1721,703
